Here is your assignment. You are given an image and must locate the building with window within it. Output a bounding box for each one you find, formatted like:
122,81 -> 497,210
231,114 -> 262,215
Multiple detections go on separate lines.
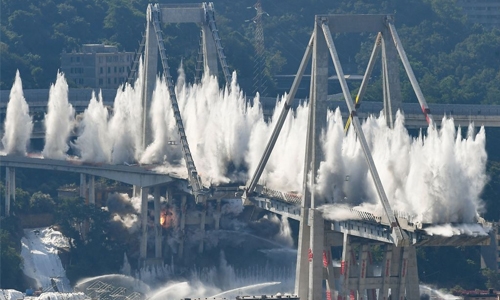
60,44 -> 134,89
457,0 -> 500,29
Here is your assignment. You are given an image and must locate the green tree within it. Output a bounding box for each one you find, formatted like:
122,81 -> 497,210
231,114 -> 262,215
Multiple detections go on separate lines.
482,268 -> 500,289
0,216 -> 24,290
0,229 -> 24,289
30,191 -> 56,213
55,198 -> 130,283
11,188 -> 31,213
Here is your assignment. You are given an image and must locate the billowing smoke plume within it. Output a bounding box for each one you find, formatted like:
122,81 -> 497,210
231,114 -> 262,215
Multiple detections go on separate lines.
7,69 -> 489,224
317,110 -> 487,223
1,70 -> 33,155
72,92 -> 111,162
424,223 -> 489,237
140,75 -> 182,164
109,60 -> 144,164
42,71 -> 75,159
107,192 -> 141,234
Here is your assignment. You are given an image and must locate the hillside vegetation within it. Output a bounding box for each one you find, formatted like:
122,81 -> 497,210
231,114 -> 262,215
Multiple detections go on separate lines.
1,0 -> 500,104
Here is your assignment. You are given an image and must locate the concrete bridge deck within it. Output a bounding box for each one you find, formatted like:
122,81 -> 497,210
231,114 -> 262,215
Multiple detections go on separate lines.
248,189 -> 490,247
1,153 -> 489,249
0,154 -> 179,187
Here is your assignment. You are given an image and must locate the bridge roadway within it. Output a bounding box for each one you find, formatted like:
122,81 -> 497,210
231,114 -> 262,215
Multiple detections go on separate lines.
0,154 -> 179,187
2,89 -> 500,129
246,186 -> 490,247
0,155 -> 490,258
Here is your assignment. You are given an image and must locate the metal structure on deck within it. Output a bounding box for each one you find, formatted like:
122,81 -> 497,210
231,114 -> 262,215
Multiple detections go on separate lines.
250,0 -> 268,96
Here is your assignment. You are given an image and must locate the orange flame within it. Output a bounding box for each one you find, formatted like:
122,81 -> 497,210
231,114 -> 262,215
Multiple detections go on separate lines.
160,208 -> 176,229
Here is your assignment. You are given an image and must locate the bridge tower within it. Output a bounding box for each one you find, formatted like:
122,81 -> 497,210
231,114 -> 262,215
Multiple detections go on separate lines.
296,15 -> 432,300
139,2 -> 232,148
131,2 -> 229,266
244,14 -> 437,300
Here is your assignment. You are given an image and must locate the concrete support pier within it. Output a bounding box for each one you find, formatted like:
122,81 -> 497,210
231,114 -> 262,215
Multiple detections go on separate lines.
140,187 -> 149,260
165,187 -> 172,204
79,174 -> 95,205
79,174 -> 87,199
154,186 -> 162,259
88,175 -> 95,205
178,195 -> 187,257
4,167 -> 15,216
295,17 -> 328,300
198,203 -> 206,253
214,198 -> 221,230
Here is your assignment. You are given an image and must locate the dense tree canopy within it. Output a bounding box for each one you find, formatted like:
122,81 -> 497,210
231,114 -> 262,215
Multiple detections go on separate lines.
1,0 -> 499,103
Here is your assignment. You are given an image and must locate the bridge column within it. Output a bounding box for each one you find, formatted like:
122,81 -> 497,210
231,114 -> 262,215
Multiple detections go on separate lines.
178,195 -> 187,257
357,244 -> 370,299
340,233 -> 352,300
366,248 -> 377,300
214,198 -> 221,230
324,245 -> 337,300
296,17 -> 329,300
381,28 -> 402,128
380,245 -> 393,300
142,5 -> 159,148
389,246 -> 404,298
88,175 -> 95,205
140,187 -> 149,260
165,186 -> 172,205
154,186 -> 162,259
201,24 -> 218,77
79,174 -> 87,199
4,167 -> 15,216
406,246 -> 420,300
395,247 -> 410,300
198,202 -> 207,253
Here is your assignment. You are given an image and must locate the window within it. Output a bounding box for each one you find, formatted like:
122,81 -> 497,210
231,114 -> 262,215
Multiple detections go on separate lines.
108,78 -> 111,84
114,78 -> 117,84
76,57 -> 80,62
108,67 -> 111,73
99,78 -> 103,85
100,67 -> 103,74
114,66 -> 117,73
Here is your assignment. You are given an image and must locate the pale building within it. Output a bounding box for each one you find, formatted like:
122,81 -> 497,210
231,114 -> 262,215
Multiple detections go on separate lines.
457,0 -> 500,29
60,44 -> 134,89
